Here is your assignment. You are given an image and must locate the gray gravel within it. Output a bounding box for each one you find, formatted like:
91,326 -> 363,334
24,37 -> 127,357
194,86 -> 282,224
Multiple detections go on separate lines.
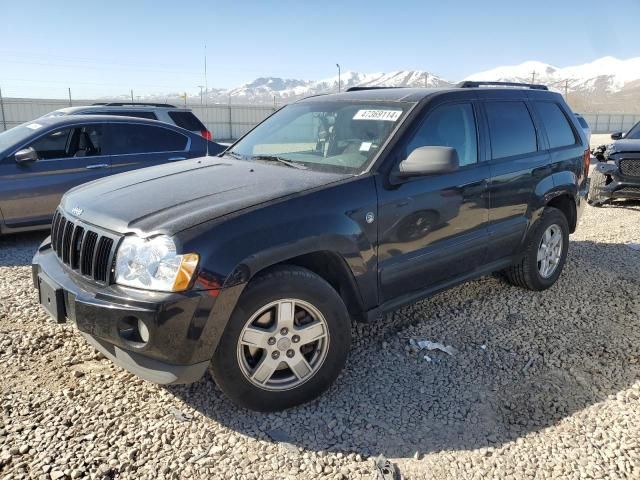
1,199 -> 640,479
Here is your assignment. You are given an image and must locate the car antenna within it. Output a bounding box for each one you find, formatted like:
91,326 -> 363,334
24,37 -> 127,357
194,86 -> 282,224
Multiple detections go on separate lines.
204,43 -> 210,158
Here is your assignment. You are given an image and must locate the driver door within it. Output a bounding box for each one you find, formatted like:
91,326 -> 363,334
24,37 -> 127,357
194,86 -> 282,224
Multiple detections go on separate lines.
0,124 -> 111,228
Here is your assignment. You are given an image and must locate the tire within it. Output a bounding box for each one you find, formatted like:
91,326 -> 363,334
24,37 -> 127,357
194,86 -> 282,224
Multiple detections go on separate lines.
210,265 -> 351,411
588,170 -> 608,207
503,207 -> 569,291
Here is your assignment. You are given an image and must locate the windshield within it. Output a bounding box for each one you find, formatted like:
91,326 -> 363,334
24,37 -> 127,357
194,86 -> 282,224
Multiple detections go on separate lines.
626,121 -> 640,139
228,101 -> 410,173
0,123 -> 44,154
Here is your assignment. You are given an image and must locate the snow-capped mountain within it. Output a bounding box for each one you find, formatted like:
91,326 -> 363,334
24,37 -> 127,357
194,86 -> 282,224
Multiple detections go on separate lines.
219,70 -> 452,103
465,56 -> 640,94
139,56 -> 640,112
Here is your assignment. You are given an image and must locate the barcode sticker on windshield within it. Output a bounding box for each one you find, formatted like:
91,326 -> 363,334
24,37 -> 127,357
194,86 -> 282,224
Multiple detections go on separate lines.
25,123 -> 43,130
353,110 -> 402,122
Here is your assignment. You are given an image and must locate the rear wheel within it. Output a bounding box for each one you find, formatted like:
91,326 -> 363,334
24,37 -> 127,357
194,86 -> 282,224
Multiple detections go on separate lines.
210,266 -> 351,411
503,207 -> 569,291
588,170 -> 608,207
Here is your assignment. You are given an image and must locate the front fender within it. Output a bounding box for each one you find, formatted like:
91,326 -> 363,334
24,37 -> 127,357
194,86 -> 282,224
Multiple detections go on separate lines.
175,176 -> 379,354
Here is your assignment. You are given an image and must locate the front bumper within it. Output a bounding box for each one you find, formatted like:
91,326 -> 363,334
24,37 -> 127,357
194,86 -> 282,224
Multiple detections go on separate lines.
32,238 -> 219,384
596,159 -> 640,199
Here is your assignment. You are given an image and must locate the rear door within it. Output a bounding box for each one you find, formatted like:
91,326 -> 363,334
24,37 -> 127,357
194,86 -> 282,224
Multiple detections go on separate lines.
480,94 -> 552,263
105,123 -> 194,174
0,124 -> 110,228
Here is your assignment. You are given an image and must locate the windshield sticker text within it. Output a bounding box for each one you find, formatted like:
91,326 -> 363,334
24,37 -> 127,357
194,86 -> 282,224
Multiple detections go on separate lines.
353,110 -> 402,122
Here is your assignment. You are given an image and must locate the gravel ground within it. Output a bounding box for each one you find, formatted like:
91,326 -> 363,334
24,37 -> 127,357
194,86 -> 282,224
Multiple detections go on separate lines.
1,198 -> 639,480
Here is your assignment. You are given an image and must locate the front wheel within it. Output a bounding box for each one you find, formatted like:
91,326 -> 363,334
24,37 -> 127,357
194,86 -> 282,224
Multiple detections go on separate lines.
503,207 -> 569,291
210,266 -> 351,411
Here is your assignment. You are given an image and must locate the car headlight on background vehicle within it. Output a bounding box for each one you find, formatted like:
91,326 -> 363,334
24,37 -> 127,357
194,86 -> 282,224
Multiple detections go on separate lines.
115,235 -> 199,292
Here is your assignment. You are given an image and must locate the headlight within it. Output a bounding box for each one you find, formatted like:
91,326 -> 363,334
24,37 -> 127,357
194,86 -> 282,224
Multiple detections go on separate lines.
115,235 -> 199,292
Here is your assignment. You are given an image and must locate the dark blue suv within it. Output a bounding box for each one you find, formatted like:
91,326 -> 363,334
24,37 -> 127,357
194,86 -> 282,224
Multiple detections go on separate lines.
0,116 -> 224,234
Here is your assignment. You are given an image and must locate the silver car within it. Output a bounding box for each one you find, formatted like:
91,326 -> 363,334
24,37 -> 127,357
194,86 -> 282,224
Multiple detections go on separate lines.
42,103 -> 213,141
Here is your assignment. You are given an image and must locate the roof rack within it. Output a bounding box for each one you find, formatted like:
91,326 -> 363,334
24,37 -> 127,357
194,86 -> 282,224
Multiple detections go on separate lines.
345,86 -> 406,92
457,81 -> 548,91
91,102 -> 177,108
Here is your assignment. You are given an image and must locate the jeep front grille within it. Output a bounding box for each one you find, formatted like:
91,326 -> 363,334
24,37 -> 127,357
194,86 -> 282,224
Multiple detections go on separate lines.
619,159 -> 640,178
51,210 -> 119,283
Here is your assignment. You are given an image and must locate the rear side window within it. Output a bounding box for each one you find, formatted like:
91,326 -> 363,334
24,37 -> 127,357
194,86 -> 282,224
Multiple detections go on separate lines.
485,101 -> 537,159
168,111 -> 206,131
406,103 -> 478,166
84,111 -> 158,120
105,124 -> 188,155
535,102 -> 577,148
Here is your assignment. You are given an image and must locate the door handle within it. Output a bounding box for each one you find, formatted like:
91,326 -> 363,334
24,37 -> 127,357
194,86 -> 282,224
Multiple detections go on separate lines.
168,156 -> 187,162
85,163 -> 109,169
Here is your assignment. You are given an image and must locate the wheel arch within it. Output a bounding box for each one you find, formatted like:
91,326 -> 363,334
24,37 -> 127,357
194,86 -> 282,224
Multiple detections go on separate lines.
546,192 -> 577,233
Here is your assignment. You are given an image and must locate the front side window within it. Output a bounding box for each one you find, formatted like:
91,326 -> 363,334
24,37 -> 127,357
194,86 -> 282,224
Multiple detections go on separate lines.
228,101 -> 410,173
105,124 -> 187,155
485,101 -> 537,159
535,102 -> 577,148
28,128 -> 73,160
405,103 -> 478,167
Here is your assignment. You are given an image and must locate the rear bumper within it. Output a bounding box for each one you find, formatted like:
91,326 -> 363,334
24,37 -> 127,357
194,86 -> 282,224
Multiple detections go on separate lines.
32,238 -> 219,384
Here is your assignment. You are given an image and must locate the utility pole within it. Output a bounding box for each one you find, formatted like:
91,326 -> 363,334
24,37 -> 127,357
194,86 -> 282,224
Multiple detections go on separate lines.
130,89 -> 134,104
424,72 -> 429,88
198,85 -> 205,105
336,64 -> 341,92
530,71 -> 536,84
0,87 -> 6,132
68,88 -> 72,107
564,79 -> 569,98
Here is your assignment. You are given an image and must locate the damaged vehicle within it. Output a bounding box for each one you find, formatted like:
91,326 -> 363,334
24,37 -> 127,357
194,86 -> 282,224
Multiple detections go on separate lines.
589,121 -> 640,206
32,82 -> 589,411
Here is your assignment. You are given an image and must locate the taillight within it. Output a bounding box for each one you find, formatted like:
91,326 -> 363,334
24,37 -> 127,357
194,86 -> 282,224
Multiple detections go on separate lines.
201,129 -> 212,141
584,149 -> 590,177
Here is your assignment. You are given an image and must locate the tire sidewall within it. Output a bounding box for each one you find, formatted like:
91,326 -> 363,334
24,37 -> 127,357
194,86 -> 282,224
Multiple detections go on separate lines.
526,209 -> 569,290
211,268 -> 351,411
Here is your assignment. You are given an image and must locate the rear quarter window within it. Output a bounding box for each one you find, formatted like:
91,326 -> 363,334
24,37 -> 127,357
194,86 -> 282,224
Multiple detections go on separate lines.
535,102 -> 577,148
168,111 -> 206,131
485,101 -> 537,159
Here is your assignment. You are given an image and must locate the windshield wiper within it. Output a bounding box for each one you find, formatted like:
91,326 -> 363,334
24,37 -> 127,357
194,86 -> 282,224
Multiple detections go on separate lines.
224,150 -> 244,160
252,155 -> 308,170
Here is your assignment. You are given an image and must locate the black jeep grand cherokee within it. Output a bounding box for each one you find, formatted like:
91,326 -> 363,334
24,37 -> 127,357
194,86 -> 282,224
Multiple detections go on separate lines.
33,82 -> 590,411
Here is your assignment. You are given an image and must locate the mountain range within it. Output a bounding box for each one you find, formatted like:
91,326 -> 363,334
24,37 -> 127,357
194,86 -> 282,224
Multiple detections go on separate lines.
143,56 -> 640,113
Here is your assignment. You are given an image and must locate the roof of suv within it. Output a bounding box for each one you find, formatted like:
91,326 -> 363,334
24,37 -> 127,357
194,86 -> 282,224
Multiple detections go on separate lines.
299,84 -> 559,104
51,105 -> 192,115
27,114 -> 193,130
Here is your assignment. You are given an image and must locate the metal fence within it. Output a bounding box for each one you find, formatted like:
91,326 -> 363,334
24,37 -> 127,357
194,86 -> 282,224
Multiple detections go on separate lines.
1,96 -> 639,137
579,113 -> 640,134
0,97 -> 278,140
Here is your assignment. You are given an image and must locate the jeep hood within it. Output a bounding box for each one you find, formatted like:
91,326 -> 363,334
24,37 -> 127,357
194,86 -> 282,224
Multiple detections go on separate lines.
60,157 -> 350,235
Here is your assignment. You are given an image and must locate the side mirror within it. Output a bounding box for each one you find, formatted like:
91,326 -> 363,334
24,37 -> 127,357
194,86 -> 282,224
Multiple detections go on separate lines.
611,131 -> 624,140
397,146 -> 459,178
14,147 -> 38,164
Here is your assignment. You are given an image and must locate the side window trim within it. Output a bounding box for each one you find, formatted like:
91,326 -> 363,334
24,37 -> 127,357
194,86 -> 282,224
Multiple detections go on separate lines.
401,100 -> 481,170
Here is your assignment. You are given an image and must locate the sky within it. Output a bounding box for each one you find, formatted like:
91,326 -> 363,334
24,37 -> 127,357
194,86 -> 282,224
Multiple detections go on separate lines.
1,0 -> 639,99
